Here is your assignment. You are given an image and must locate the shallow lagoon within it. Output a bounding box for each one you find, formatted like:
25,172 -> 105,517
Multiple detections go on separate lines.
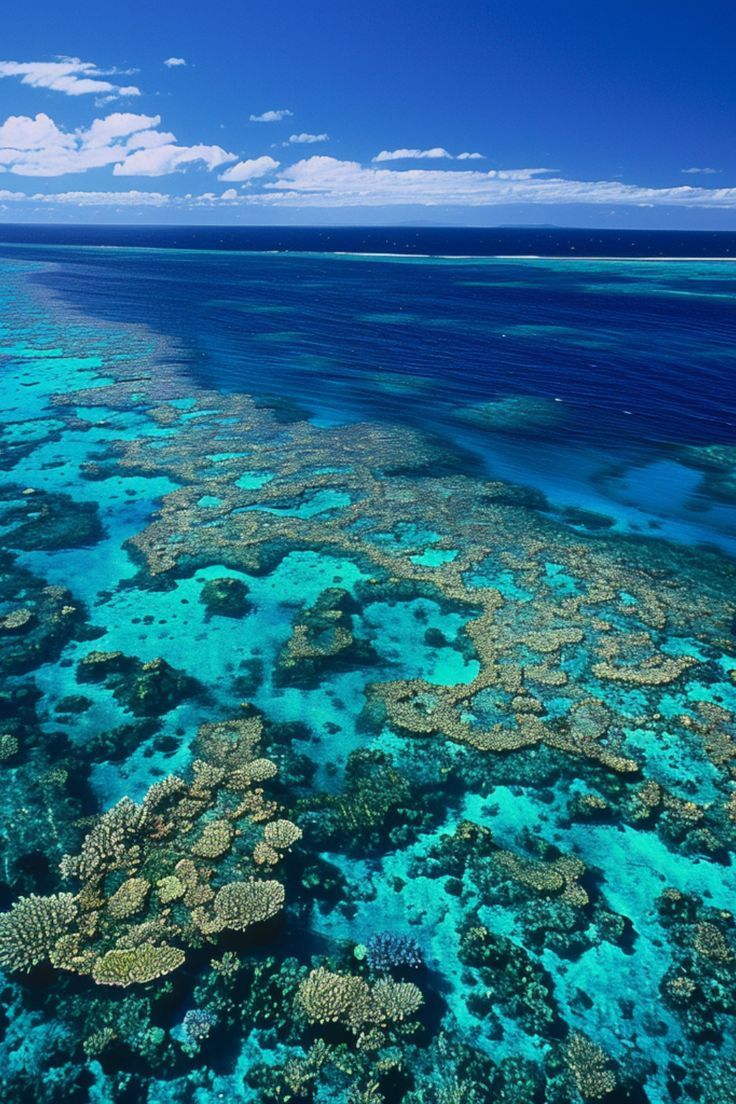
0,248 -> 735,1103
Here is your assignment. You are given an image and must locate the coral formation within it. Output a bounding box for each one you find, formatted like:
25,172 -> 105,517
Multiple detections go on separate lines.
363,932 -> 424,974
296,966 -> 424,1039
0,893 -> 78,972
451,393 -> 567,436
209,879 -> 285,931
91,944 -> 186,987
0,715 -> 294,986
77,650 -> 201,716
0,485 -> 104,551
562,1032 -> 617,1100
199,576 -> 251,618
0,552 -> 90,677
182,1007 -> 217,1041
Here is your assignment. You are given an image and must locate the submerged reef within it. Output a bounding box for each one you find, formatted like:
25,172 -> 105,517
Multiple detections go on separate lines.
451,393 -> 568,437
77,649 -> 203,717
0,256 -> 735,1102
200,575 -> 252,619
0,551 -> 92,677
0,484 -> 104,552
676,444 -> 736,506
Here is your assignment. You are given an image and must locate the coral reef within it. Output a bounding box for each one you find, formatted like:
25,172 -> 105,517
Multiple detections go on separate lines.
562,1032 -> 617,1100
199,576 -> 251,618
0,251 -> 735,1103
182,1007 -> 216,1041
77,650 -> 202,717
0,893 -> 78,972
451,393 -> 567,436
276,586 -> 378,687
296,966 -> 424,1040
0,714 -> 295,986
0,552 -> 90,677
0,485 -> 104,551
362,932 -> 424,974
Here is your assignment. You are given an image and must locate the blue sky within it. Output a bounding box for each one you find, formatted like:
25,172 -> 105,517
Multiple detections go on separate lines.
1,0 -> 734,226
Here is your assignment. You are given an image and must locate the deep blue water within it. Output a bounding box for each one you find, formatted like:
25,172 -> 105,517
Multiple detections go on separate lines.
1,228 -> 735,553
2,223 -> 736,255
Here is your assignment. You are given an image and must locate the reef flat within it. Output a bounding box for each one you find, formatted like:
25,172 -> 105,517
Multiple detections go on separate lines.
0,253 -> 735,1104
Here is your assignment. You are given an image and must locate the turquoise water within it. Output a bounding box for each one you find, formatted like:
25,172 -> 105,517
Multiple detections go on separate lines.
0,248 -> 735,1103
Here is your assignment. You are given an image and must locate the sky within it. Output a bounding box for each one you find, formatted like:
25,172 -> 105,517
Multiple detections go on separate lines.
0,0 -> 735,227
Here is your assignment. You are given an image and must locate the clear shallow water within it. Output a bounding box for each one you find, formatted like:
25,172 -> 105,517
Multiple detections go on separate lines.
0,232 -> 735,1104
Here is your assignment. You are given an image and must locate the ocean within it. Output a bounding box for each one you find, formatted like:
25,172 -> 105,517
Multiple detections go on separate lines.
0,227 -> 734,1103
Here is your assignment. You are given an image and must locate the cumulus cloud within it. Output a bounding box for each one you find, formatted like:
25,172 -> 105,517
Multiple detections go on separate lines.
218,155 -> 280,182
0,58 -> 139,98
373,147 -> 452,162
0,112 -> 75,153
249,108 -> 293,122
164,57 -> 186,67
681,166 -> 720,175
0,111 -> 235,177
251,155 -> 736,208
286,132 -> 329,145
3,152 -> 735,212
457,151 -> 484,160
0,112 -> 157,175
114,143 -> 234,176
82,114 -> 171,150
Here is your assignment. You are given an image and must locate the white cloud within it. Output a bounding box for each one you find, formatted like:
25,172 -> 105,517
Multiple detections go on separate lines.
249,109 -> 293,123
218,155 -> 280,182
81,113 -> 167,149
2,153 -> 735,212
287,132 -> 329,144
0,188 -> 169,206
0,187 -> 246,208
251,155 -> 736,208
681,166 -> 720,175
373,147 -> 452,162
114,143 -> 235,176
164,57 -> 187,68
122,128 -> 177,151
0,110 -> 235,177
40,189 -> 170,206
0,112 -> 158,175
374,148 -> 485,162
0,58 -> 140,98
0,112 -> 75,152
